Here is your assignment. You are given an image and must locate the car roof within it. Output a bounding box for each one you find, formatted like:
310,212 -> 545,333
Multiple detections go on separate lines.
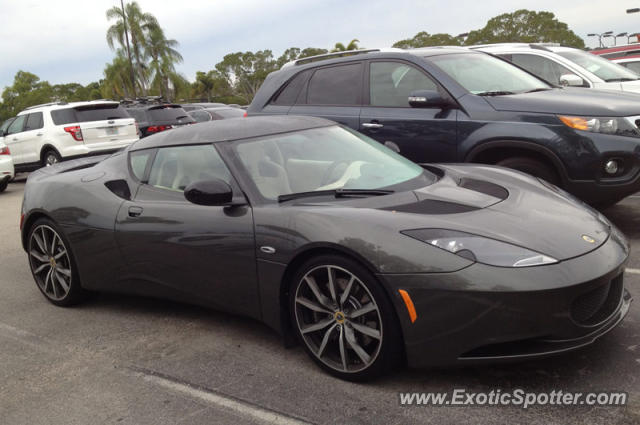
18,100 -> 120,115
613,55 -> 640,62
130,115 -> 335,151
470,43 -> 566,53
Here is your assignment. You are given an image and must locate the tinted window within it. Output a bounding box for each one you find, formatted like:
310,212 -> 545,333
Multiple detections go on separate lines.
622,61 -> 640,75
51,104 -> 130,125
25,112 -> 44,131
510,54 -> 582,85
7,115 -> 26,135
148,106 -> 194,123
126,109 -> 148,124
189,110 -> 212,122
271,70 -> 311,105
306,63 -> 362,105
370,62 -> 438,107
148,145 -> 231,191
129,149 -> 155,181
0,118 -> 15,133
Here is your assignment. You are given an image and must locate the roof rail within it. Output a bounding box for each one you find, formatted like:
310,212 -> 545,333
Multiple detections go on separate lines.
282,48 -> 404,68
24,101 -> 68,111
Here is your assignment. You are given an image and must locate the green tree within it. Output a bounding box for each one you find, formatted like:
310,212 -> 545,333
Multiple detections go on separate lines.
215,50 -> 278,102
101,50 -> 136,99
393,32 -> 462,48
331,39 -> 361,52
106,1 -> 159,95
191,70 -> 232,102
465,9 -> 585,48
0,71 -> 53,120
299,47 -> 328,58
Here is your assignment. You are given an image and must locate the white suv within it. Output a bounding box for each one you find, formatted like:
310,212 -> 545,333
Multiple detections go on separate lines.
0,140 -> 14,192
472,43 -> 640,93
1,101 -> 139,170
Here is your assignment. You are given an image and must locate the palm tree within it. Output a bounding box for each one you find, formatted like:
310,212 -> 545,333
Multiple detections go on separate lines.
106,1 -> 158,96
145,25 -> 183,100
102,50 -> 136,99
331,39 -> 361,52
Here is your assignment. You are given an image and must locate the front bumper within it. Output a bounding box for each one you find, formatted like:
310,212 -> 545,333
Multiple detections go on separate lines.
379,233 -> 632,368
0,155 -> 15,180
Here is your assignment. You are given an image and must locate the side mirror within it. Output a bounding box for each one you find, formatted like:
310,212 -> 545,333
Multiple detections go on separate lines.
559,74 -> 584,87
184,179 -> 233,206
408,90 -> 453,109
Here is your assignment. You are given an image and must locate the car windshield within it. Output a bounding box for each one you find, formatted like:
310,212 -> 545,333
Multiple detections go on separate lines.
555,50 -> 639,82
429,52 -> 551,95
233,126 -> 433,201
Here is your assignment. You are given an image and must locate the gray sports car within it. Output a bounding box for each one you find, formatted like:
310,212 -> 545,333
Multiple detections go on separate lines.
20,116 -> 632,380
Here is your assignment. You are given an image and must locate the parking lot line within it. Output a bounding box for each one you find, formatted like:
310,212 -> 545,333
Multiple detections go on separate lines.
626,268 -> 640,275
129,367 -> 312,425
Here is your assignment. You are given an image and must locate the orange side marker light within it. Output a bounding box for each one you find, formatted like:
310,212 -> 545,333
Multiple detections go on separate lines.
398,289 -> 417,323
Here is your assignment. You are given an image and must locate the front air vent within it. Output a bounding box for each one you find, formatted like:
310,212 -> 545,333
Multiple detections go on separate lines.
571,274 -> 623,325
458,178 -> 508,200
382,199 -> 479,214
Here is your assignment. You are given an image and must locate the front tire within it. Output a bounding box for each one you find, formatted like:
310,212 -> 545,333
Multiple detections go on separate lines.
27,218 -> 85,306
289,255 -> 402,381
496,156 -> 559,185
0,179 -> 7,192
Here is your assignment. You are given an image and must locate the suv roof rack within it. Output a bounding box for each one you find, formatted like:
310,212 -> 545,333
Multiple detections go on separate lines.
24,101 -> 68,111
282,48 -> 404,68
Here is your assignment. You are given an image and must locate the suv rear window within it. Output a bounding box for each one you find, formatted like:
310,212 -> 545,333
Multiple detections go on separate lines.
148,106 -> 192,122
51,104 -> 130,125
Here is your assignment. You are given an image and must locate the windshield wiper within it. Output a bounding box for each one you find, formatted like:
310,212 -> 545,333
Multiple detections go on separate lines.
604,77 -> 639,82
278,188 -> 394,203
524,88 -> 552,93
476,90 -> 516,96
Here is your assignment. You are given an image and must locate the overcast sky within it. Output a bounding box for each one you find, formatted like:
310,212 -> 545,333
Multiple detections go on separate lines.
0,0 -> 637,90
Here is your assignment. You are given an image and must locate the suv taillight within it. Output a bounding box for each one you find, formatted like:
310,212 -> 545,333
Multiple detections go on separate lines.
0,146 -> 9,155
64,125 -> 83,141
147,125 -> 172,133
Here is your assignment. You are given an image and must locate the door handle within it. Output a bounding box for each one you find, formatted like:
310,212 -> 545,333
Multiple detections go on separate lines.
37,133 -> 43,136
128,206 -> 143,217
12,137 -> 18,141
362,122 -> 383,129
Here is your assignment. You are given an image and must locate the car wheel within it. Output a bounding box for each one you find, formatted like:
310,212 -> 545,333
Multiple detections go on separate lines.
27,218 -> 86,306
42,150 -> 61,167
496,156 -> 559,185
290,255 -> 402,381
0,179 -> 7,192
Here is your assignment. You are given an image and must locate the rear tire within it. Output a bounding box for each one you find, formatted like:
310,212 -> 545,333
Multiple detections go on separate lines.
496,156 -> 559,185
42,150 -> 61,167
27,218 -> 86,306
289,254 -> 403,381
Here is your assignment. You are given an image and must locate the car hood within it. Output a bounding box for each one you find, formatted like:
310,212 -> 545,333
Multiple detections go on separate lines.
333,164 -> 612,262
483,87 -> 640,116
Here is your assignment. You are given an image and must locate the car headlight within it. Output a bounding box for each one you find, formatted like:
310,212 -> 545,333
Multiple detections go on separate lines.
558,115 -> 639,137
402,229 -> 558,267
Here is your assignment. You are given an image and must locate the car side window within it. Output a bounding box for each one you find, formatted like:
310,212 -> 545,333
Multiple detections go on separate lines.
147,144 -> 231,192
510,54 -> 582,86
271,70 -> 312,105
129,149 -> 155,181
7,115 -> 26,135
0,118 -> 15,134
25,112 -> 44,131
623,62 -> 640,75
306,63 -> 363,105
369,62 -> 438,107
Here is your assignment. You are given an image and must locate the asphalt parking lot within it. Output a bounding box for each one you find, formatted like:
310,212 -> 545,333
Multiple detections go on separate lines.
0,178 -> 638,425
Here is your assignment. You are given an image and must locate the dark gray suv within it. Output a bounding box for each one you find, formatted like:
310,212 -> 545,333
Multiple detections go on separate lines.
248,47 -> 640,206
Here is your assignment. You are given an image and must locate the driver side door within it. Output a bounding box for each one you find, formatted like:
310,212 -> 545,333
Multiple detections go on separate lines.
115,144 -> 260,318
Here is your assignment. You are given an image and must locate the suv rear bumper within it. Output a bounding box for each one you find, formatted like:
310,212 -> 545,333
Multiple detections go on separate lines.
59,138 -> 138,158
0,154 -> 15,180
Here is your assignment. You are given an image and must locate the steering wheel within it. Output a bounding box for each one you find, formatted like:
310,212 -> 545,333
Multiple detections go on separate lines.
320,160 -> 351,186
